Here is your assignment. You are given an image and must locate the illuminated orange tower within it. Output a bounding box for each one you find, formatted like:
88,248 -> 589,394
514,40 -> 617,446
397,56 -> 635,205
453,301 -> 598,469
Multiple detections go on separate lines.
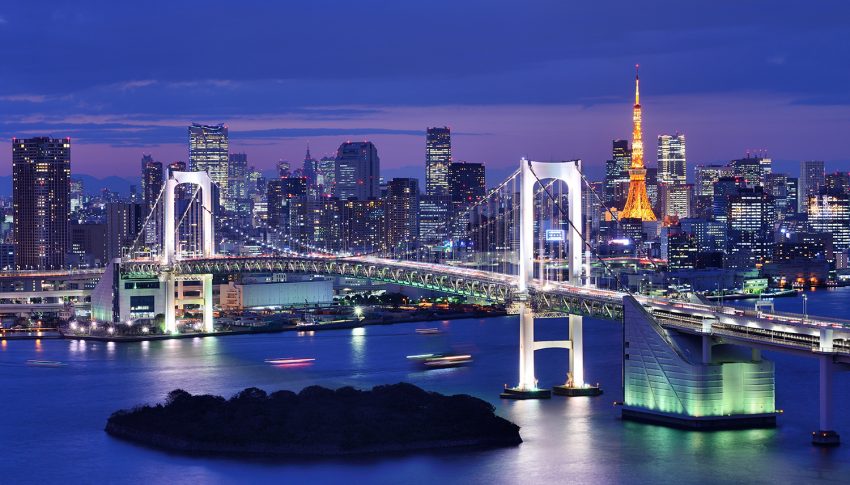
620,65 -> 657,221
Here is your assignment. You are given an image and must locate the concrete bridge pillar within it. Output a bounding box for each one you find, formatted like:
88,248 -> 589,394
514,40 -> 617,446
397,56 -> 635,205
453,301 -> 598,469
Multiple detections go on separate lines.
813,355 -> 840,446
202,274 -> 214,333
819,328 -> 834,353
164,275 -> 176,334
701,335 -> 713,364
569,315 -> 584,387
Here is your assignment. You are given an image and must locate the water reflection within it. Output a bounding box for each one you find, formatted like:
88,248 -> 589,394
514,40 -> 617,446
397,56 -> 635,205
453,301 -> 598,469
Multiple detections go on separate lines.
351,327 -> 366,367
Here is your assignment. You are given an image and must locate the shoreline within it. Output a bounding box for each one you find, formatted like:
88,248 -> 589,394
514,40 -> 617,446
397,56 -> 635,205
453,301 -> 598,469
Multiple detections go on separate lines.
59,310 -> 507,343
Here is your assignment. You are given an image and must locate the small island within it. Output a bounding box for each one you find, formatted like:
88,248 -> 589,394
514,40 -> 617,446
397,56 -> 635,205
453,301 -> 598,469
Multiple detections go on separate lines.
105,383 -> 521,456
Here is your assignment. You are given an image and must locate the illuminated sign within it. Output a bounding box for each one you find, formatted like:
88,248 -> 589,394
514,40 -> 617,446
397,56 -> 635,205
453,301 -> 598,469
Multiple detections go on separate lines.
545,229 -> 565,242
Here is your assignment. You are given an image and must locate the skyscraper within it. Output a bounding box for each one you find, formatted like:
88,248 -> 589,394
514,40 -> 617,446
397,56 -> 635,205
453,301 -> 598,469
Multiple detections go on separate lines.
334,141 -> 380,200
189,123 -> 229,208
316,156 -> 336,195
727,186 -> 775,269
425,127 -> 451,196
302,146 -> 318,186
799,160 -> 825,213
142,160 -> 163,213
447,161 -> 486,205
809,191 -> 850,251
620,66 -> 657,221
228,153 -> 249,215
604,139 -> 631,207
385,178 -> 420,253
657,133 -> 686,185
12,137 -> 71,269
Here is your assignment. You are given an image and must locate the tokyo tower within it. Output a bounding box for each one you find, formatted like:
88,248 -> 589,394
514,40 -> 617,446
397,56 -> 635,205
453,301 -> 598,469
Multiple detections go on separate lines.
620,65 -> 657,221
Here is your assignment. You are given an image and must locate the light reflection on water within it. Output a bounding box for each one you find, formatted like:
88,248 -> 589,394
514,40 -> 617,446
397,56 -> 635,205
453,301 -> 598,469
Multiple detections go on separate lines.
0,304 -> 850,483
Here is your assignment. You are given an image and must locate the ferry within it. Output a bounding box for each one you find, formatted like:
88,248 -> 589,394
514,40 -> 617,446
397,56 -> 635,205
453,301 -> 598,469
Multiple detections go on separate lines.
415,328 -> 442,335
26,360 -> 66,367
406,353 -> 472,369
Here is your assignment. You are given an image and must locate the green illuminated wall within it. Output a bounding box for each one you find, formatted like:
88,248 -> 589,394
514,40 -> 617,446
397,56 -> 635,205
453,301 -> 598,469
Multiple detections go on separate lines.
623,297 -> 775,418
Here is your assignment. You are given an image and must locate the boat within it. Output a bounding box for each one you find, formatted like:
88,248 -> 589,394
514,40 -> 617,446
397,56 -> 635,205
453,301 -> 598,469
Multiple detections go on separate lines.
415,328 -> 442,335
26,360 -> 66,367
264,357 -> 315,365
406,353 -> 472,369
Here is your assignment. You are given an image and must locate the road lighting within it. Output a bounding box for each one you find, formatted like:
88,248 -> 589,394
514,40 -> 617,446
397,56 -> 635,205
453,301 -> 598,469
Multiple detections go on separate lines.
802,293 -> 808,321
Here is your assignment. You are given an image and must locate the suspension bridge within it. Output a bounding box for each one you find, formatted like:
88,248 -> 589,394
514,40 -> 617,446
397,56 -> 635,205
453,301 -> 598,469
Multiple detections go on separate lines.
87,159 -> 850,445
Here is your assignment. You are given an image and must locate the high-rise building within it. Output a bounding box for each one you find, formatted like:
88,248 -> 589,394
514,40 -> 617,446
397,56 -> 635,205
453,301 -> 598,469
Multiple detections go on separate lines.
419,195 -> 452,245
140,154 -> 153,195
694,165 -> 733,198
808,191 -> 850,251
385,178 -> 420,253
447,161 -> 485,205
799,160 -> 825,213
659,183 -> 692,220
316,156 -> 336,195
785,177 -> 799,215
189,123 -> 229,209
731,156 -> 770,187
277,160 -> 291,178
106,202 -> 144,260
12,136 -> 71,269
302,146 -> 318,186
825,172 -> 850,197
70,178 -> 85,214
620,67 -> 657,221
666,229 -> 698,270
657,133 -> 686,185
339,199 -> 385,253
727,186 -> 775,269
604,139 -> 631,207
425,127 -> 451,196
228,153 -> 249,211
334,141 -> 380,200
142,161 -> 163,213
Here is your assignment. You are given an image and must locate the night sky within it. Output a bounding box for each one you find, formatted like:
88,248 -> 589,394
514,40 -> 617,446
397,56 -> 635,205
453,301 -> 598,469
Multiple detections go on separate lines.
1,1 -> 849,181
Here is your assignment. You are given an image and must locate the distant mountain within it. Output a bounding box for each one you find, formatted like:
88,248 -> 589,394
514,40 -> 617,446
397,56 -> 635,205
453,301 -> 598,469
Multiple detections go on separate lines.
0,174 -> 137,197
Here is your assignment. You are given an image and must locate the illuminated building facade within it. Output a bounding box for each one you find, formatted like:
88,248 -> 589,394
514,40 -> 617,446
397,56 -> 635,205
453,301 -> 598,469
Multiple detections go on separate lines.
385,178 -> 420,251
425,126 -> 451,196
605,139 -> 631,207
727,186 -> 775,269
799,160 -> 825,214
12,136 -> 71,269
808,191 -> 850,251
334,141 -> 380,200
189,123 -> 230,209
657,133 -> 686,185
620,67 -> 657,221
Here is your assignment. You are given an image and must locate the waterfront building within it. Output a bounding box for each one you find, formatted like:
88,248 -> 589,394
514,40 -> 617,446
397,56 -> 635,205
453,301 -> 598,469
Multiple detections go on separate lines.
188,123 -> 229,209
799,160 -> 825,214
12,136 -> 71,269
385,178 -> 420,254
70,222 -> 107,266
657,133 -> 686,185
808,191 -> 850,251
620,67 -> 657,221
334,141 -> 380,200
425,127 -> 451,196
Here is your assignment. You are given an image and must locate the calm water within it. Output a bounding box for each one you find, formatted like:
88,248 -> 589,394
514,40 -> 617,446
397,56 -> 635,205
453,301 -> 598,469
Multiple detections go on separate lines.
2,288 -> 850,484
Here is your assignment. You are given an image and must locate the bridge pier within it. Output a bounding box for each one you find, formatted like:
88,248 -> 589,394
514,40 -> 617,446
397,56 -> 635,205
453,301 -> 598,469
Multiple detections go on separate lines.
813,355 -> 840,446
202,274 -> 214,333
553,315 -> 602,396
501,303 -> 551,399
163,275 -> 176,334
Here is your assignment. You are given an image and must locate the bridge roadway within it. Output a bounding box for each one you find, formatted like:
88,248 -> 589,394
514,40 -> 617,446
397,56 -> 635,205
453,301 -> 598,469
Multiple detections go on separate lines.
120,254 -> 850,361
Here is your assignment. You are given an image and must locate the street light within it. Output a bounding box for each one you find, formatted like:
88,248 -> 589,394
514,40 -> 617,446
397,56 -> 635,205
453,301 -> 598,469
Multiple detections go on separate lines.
802,293 -> 808,321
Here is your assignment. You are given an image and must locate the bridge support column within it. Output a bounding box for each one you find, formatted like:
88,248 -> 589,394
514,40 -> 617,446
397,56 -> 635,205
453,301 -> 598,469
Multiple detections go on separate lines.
202,274 -> 213,333
553,315 -> 602,396
701,335 -> 713,364
163,275 -> 176,334
813,355 -> 840,446
501,303 -> 550,399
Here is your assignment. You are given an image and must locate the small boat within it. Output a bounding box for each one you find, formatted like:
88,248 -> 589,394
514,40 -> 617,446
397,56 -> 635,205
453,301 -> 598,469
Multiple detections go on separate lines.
26,360 -> 66,367
415,328 -> 442,335
407,353 -> 472,369
264,357 -> 315,365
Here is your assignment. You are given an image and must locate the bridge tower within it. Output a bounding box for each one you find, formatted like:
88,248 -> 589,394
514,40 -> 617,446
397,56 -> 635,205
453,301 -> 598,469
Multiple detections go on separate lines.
162,171 -> 216,334
502,158 -> 601,399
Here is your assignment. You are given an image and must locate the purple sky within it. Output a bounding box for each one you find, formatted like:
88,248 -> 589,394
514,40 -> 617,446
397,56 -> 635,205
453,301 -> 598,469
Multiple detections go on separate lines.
1,1 -> 849,183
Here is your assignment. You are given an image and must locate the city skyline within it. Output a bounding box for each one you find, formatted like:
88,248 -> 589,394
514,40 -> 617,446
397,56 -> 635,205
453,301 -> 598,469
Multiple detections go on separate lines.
1,2 -> 850,180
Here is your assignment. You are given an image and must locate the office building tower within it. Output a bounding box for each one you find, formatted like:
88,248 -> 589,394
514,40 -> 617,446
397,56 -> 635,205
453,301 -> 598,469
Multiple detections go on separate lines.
657,133 -> 686,185
425,127 -> 451,196
228,153 -> 248,204
277,160 -> 291,178
188,123 -> 229,208
12,136 -> 71,269
447,161 -> 486,205
659,183 -> 692,220
604,139 -> 631,207
731,156 -> 771,187
808,192 -> 850,251
140,154 -> 153,195
70,222 -> 107,266
334,141 -> 380,200
666,229 -> 698,270
142,161 -> 163,213
799,160 -> 825,213
680,218 -> 726,252
620,67 -> 656,221
385,178 -> 420,253
302,146 -> 318,186
694,165 -> 733,198
316,156 -> 336,195
785,177 -> 799,215
726,186 -> 775,269
825,172 -> 850,197
712,176 -> 743,224
419,195 -> 452,245
70,178 -> 85,214
337,199 -> 385,253
106,202 -> 144,260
